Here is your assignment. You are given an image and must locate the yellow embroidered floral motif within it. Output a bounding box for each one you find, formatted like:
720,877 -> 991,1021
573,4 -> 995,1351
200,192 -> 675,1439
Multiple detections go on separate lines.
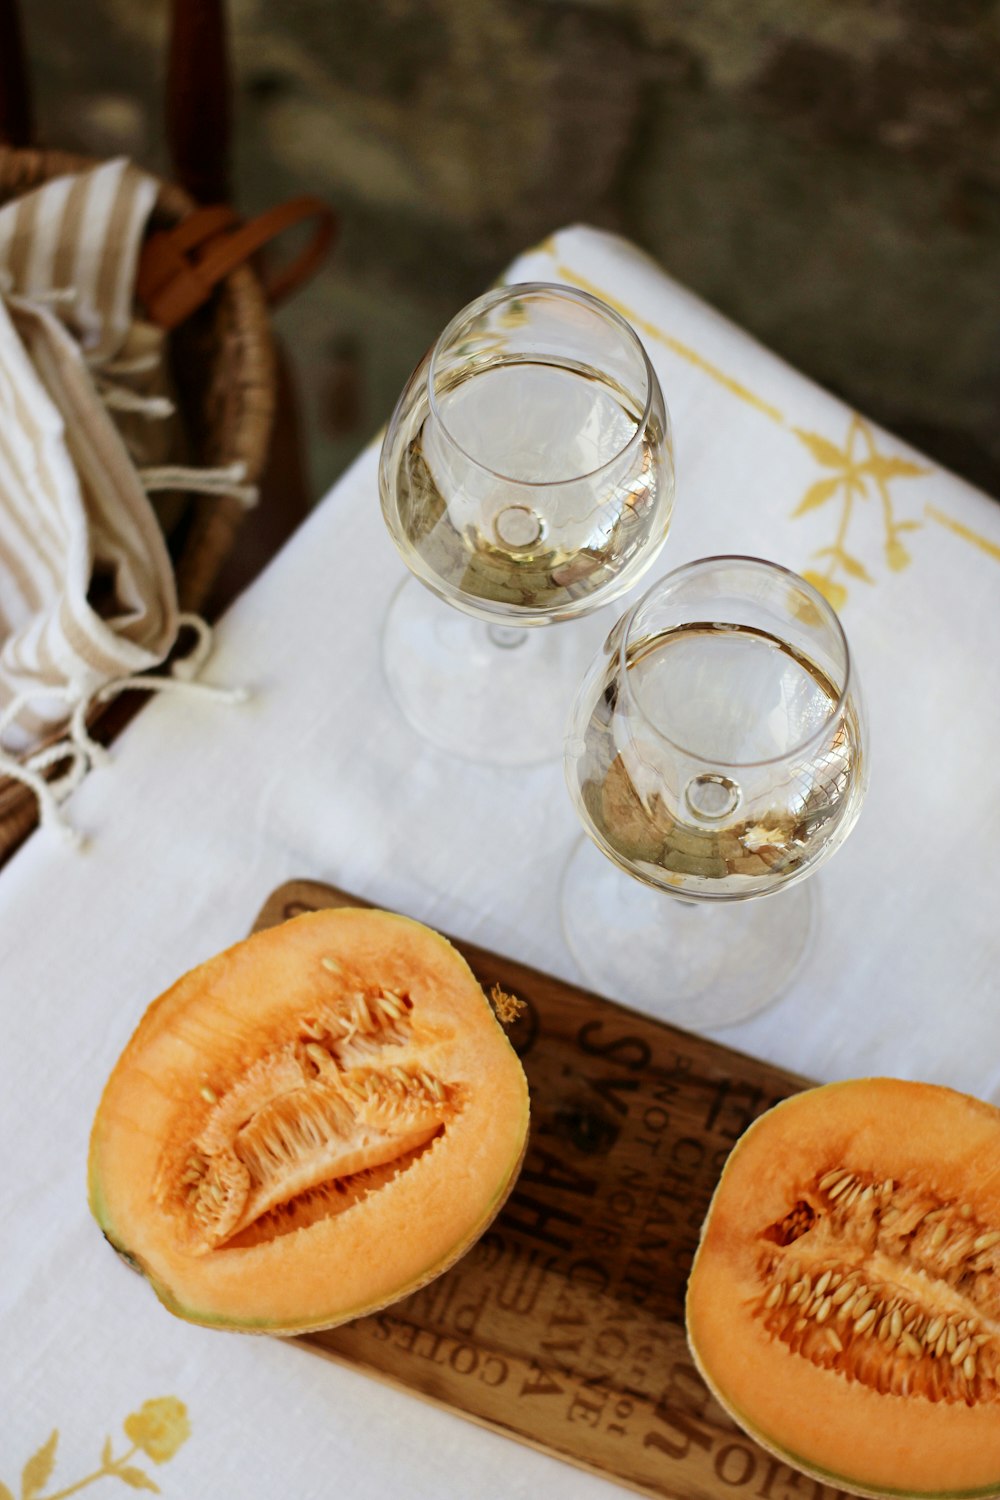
122,1401 -> 190,1467
4,1398 -> 189,1499
792,416 -> 929,608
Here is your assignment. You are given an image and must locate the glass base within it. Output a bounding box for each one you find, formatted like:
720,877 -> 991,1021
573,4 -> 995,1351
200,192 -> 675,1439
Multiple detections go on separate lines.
382,577 -> 611,765
561,835 -> 817,1030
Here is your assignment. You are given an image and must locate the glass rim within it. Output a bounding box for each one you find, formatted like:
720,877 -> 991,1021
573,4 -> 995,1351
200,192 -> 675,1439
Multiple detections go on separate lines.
616,554 -> 854,769
426,281 -> 657,489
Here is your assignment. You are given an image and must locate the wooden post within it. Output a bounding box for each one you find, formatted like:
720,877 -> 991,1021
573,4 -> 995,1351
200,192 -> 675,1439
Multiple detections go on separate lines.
164,0 -> 317,612
166,0 -> 231,204
0,0 -> 33,147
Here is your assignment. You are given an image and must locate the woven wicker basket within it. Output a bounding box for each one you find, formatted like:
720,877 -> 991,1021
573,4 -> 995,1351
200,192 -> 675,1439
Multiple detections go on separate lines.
0,147 -> 277,864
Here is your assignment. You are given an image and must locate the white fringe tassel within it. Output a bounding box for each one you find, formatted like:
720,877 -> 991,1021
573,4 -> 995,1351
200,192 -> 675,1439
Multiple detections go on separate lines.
98,381 -> 175,419
140,462 -> 259,509
0,614 -> 248,850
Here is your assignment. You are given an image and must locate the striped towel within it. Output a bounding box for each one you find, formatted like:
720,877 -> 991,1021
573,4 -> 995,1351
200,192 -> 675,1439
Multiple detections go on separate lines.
0,159 -> 246,842
0,155 -> 157,359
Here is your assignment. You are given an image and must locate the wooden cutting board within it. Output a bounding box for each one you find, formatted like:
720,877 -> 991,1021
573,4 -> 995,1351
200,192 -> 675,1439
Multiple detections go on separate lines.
253,880 -> 847,1500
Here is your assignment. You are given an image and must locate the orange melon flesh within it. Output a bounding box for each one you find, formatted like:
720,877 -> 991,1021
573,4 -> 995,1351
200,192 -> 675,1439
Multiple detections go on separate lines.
685,1079 -> 1000,1500
89,908 -> 530,1333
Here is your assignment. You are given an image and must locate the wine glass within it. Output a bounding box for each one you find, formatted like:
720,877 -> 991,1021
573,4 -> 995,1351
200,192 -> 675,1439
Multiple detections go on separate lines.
379,283 -> 675,764
563,556 -> 869,1028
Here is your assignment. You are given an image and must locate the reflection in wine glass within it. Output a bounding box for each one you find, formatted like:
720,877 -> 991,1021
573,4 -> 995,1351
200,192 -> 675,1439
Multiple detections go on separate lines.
379,283 -> 675,764
563,556 -> 869,1028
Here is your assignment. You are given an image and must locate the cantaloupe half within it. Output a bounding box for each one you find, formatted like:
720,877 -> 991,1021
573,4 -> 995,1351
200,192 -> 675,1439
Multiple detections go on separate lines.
89,908 -> 530,1334
686,1079 -> 1000,1500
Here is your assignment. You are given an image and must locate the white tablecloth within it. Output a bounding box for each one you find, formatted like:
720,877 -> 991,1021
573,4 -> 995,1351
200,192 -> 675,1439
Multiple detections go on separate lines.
2,226 -> 999,1499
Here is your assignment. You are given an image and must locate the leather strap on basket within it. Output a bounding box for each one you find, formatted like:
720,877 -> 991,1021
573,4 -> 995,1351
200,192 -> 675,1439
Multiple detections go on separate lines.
137,195 -> 337,330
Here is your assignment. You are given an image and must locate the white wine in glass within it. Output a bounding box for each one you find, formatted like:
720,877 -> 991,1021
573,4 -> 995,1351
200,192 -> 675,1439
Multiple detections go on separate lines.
379,283 -> 675,763
563,556 -> 869,1026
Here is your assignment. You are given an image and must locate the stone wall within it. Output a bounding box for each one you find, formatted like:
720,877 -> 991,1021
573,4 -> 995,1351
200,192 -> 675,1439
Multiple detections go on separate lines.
23,0 -> 1000,499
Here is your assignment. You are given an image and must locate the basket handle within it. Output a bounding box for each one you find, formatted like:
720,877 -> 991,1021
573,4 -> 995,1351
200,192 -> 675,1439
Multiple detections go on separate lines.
137,195 -> 337,330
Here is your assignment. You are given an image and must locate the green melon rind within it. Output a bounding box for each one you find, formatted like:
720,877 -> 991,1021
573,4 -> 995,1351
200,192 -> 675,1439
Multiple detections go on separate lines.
684,1079 -> 1000,1500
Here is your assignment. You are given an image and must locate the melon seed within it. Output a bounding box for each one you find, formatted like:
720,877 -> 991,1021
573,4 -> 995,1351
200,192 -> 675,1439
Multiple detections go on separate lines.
199,1086 -> 218,1105
854,1308 -> 877,1335
902,1333 -> 923,1358
829,1175 -> 854,1200
420,1072 -> 442,1099
814,1270 -> 832,1297
827,1329 -> 843,1352
964,1355 -> 978,1381
973,1231 -> 1000,1252
930,1222 -> 949,1250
